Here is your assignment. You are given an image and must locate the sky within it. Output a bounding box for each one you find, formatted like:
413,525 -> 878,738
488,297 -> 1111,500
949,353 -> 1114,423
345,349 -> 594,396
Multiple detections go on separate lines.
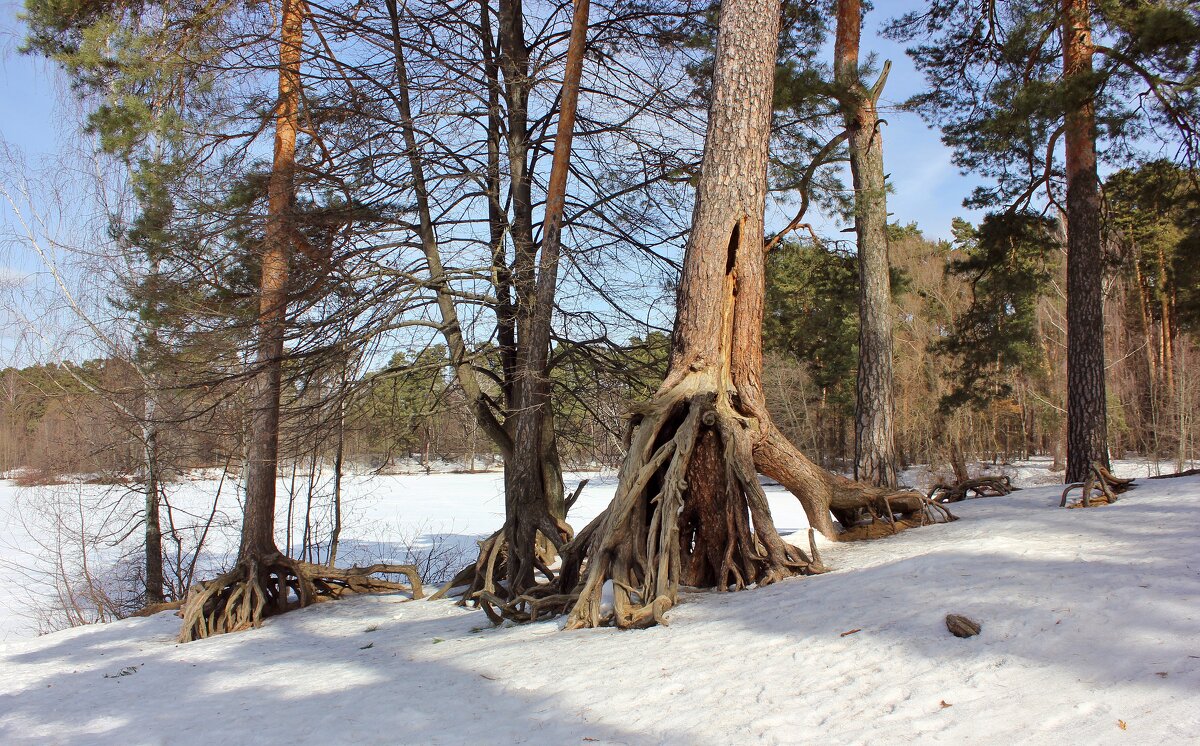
1,1 -> 70,171
1,0 -> 69,284
0,0 -> 985,233
0,0 -> 989,366
844,10 -> 987,239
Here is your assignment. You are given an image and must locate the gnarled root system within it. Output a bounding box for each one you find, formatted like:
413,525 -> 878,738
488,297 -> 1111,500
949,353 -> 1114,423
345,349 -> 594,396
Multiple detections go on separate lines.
929,476 -> 1018,503
430,482 -> 584,623
557,381 -> 822,629
435,381 -> 956,630
179,553 -> 422,642
1061,462 -> 1135,508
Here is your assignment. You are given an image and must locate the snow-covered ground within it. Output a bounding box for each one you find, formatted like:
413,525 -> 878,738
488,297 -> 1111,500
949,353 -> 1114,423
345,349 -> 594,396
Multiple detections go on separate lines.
1,461 -> 1198,744
0,467 -> 816,642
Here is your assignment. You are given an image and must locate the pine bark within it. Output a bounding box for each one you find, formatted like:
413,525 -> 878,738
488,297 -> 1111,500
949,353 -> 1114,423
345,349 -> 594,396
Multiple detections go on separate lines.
1062,0 -> 1110,482
836,0 -> 898,488
239,0 -> 304,559
563,0 -> 812,629
560,0 -> 934,629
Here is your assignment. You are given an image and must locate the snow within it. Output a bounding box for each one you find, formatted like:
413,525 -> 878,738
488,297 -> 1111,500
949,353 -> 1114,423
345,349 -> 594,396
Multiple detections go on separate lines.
0,469 -> 811,643
1,465 -> 1199,743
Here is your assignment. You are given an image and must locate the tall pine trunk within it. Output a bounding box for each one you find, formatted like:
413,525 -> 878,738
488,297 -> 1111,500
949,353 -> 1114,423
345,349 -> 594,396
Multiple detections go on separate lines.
836,0 -> 898,488
562,0 -> 815,629
239,0 -> 303,559
1062,0 -> 1110,482
557,0 -> 936,630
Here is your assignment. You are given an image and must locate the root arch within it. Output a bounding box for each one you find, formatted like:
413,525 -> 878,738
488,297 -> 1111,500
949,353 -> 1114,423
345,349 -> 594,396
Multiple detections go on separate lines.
559,374 -> 821,629
1060,462 -> 1135,508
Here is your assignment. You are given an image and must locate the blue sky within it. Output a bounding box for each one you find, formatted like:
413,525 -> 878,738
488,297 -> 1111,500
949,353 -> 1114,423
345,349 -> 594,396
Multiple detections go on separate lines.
1,2 -> 60,161
0,0 -> 987,365
2,0 -> 69,284
0,0 -> 984,240
853,9 -> 987,240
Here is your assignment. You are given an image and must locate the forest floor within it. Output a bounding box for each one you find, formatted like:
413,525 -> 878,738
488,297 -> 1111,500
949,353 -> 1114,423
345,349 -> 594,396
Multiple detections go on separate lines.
0,460 -> 1198,743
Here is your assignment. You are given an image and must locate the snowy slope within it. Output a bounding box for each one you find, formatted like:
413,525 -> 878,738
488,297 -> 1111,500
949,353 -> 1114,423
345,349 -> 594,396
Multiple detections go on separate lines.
0,474 -> 1197,744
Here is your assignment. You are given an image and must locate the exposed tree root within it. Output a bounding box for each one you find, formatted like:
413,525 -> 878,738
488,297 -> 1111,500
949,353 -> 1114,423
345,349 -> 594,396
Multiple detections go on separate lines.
433,381 -> 834,629
429,480 -> 587,616
558,379 -> 821,629
929,476 -> 1018,503
833,492 -> 957,540
435,384 -> 957,628
179,553 -> 422,642
297,561 -> 424,600
754,426 -> 956,540
1148,467 -> 1200,480
132,600 -> 183,618
1060,462 -> 1136,508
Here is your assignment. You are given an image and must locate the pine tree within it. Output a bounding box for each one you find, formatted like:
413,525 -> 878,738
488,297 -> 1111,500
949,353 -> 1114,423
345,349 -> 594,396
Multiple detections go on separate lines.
936,213 -> 1061,411
889,0 -> 1200,482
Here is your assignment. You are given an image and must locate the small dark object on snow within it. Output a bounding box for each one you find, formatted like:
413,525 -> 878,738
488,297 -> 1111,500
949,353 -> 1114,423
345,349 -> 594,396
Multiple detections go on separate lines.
946,614 -> 981,638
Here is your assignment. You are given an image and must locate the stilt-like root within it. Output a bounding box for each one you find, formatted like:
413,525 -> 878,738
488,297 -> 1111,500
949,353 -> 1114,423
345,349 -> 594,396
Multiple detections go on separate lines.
561,386 -> 821,630
833,491 -> 957,540
298,561 -> 424,600
429,481 -> 587,621
754,425 -> 956,540
1061,462 -> 1136,508
928,475 -> 1018,503
179,553 -> 422,642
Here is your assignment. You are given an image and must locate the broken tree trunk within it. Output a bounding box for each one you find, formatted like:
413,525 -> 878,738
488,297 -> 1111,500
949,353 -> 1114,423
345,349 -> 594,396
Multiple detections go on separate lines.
545,0 -> 945,630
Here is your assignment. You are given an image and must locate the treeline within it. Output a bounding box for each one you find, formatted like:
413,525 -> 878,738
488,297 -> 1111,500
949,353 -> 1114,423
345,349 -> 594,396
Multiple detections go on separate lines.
1,335 -> 669,481
9,155 -> 1198,482
765,162 -> 1200,475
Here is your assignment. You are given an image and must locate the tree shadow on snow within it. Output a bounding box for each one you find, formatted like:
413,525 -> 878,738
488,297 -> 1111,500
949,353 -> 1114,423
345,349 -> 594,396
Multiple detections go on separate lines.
721,489 -> 1200,698
4,483 -> 1197,744
0,599 -> 655,745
